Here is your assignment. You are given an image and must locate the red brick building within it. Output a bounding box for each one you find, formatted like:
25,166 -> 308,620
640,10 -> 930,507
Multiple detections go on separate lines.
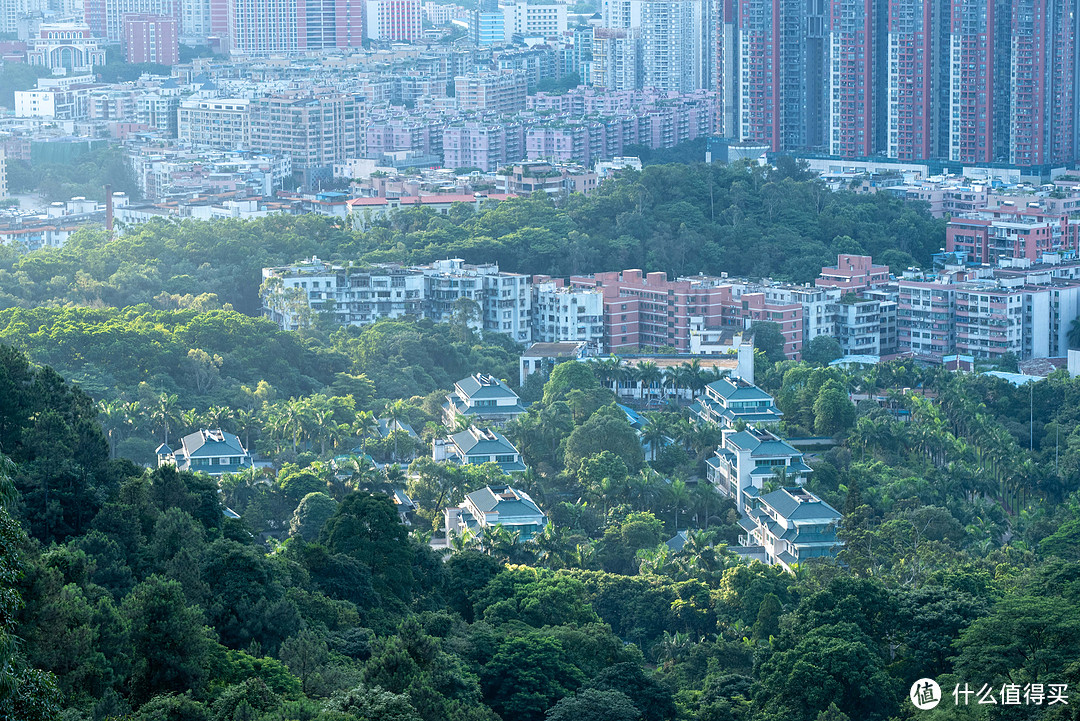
569,269 -> 804,358
123,14 -> 178,65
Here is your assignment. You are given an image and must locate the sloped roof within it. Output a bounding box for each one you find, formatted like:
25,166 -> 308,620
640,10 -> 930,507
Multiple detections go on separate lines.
707,377 -> 774,401
450,427 -> 518,456
455,373 -> 519,400
760,487 -> 841,523
465,485 -> 543,518
180,429 -> 247,457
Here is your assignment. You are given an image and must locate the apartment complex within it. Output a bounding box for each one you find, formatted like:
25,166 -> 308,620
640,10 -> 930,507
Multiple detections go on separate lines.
263,251 -> 1080,365
366,0 -> 422,42
531,276 -> 605,348
261,258 -> 425,330
123,14 -> 178,65
946,208 -> 1080,265
248,93 -> 363,173
453,72 -> 528,114
177,98 -> 251,149
609,0 -> 1077,167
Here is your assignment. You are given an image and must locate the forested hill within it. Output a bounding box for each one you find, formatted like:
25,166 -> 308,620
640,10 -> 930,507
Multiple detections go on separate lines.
5,340 -> 1080,721
0,162 -> 945,314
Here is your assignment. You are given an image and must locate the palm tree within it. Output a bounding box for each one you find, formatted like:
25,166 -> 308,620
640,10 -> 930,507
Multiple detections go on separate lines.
637,544 -> 672,576
353,410 -> 377,452
385,400 -> 409,461
279,397 -> 313,454
204,405 -> 234,430
669,478 -> 690,531
234,408 -> 259,451
308,399 -> 336,456
180,408 -> 200,432
150,393 -> 179,445
449,527 -> 479,553
635,361 -> 663,401
1069,317 -> 1080,349
570,540 -> 599,570
98,400 -> 125,459
641,413 -> 669,461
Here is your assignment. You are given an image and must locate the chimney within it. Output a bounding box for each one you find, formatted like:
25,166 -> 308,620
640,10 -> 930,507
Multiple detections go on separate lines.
104,184 -> 114,233
736,343 -> 754,385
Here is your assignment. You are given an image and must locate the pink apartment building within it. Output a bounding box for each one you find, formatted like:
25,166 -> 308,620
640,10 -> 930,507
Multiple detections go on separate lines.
123,14 -> 178,64
816,254 -> 891,291
946,209 -> 1080,264
569,270 -> 804,357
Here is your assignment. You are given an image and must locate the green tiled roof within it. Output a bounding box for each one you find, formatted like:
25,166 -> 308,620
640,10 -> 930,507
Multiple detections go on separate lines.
455,373 -> 519,401
451,428 -> 519,456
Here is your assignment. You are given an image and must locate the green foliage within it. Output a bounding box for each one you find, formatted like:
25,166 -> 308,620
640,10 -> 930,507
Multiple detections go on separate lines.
544,688 -> 641,721
803,335 -> 843,366
0,63 -> 51,108
290,492 -> 339,541
121,575 -> 218,703
7,146 -> 140,202
472,567 -> 600,627
564,404 -> 644,474
750,322 -> 787,364
321,493 -> 414,601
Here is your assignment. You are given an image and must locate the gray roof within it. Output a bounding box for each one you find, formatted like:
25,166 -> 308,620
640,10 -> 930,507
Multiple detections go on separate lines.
180,429 -> 247,457
377,418 -> 418,438
760,487 -> 841,523
450,427 -> 519,456
465,485 -> 544,519
455,373 -> 519,401
707,377 -> 774,401
665,530 -> 688,551
155,443 -> 172,454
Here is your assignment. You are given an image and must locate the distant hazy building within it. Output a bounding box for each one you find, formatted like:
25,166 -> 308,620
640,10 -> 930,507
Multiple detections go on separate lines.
366,0 -> 422,42
123,14 -> 179,65
27,23 -> 105,73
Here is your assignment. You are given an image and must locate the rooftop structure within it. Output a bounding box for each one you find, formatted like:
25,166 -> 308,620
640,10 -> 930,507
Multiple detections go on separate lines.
444,373 -> 526,426
445,484 -> 546,539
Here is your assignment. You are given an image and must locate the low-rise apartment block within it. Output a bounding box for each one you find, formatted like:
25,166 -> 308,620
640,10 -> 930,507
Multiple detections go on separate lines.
261,257 -> 424,330
531,276 -> 605,347
706,426 -> 812,511
737,487 -> 842,572
422,258 -> 532,343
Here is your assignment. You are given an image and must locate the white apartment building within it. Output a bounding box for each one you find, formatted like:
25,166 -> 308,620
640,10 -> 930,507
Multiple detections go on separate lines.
835,297 -> 896,356
531,277 -> 605,348
422,258 -> 532,344
590,28 -> 641,91
14,82 -> 97,119
502,1 -> 567,40
640,0 -> 706,92
177,99 -> 252,149
262,257 -> 425,330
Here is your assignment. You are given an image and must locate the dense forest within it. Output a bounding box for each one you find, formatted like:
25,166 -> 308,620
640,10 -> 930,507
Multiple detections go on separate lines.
2,162 -> 1077,721
0,161 -> 945,314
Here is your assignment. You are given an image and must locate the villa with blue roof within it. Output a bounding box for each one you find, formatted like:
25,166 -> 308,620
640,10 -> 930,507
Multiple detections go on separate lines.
434,426 -> 527,474
445,484 -> 547,540
734,487 -> 841,572
156,429 -> 253,476
444,373 -> 526,427
706,426 -> 812,513
689,376 -> 782,429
